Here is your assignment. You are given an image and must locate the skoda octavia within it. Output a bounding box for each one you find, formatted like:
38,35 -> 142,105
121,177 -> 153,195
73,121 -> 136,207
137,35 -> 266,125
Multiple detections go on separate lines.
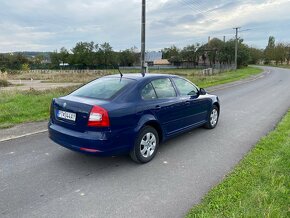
48,74 -> 220,163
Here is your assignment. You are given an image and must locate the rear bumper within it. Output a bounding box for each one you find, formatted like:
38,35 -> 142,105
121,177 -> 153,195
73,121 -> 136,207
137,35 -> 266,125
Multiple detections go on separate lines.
48,121 -> 132,156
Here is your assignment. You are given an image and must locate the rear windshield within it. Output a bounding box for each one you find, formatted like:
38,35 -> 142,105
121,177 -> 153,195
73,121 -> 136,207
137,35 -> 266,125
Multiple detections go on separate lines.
71,77 -> 133,100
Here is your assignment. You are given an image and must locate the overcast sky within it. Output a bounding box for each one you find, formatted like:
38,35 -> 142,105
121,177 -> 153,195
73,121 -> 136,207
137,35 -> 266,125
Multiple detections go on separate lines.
0,0 -> 289,52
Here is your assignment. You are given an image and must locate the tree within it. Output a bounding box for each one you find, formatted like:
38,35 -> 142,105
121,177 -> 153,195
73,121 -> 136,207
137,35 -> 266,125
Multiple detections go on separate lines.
33,54 -> 44,65
180,44 -> 198,65
0,54 -> 9,71
98,42 -> 117,67
274,43 -> 287,65
264,36 -> 275,64
9,53 -> 30,70
119,48 -> 139,66
286,44 -> 290,65
207,38 -> 225,66
59,47 -> 70,64
71,41 -> 96,69
50,51 -> 61,69
162,45 -> 182,65
237,42 -> 251,67
248,47 -> 263,64
21,63 -> 30,72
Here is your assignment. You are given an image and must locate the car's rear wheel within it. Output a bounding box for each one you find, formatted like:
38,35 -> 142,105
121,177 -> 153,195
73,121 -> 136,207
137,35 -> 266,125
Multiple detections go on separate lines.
204,105 -> 219,129
130,126 -> 159,163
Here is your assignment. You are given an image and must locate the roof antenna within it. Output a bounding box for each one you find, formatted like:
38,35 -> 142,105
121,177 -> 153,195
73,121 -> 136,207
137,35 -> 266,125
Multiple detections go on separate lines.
118,65 -> 123,78
111,64 -> 123,78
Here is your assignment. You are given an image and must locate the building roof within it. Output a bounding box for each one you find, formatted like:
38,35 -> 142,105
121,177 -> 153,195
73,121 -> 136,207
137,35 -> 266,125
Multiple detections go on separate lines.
153,59 -> 171,65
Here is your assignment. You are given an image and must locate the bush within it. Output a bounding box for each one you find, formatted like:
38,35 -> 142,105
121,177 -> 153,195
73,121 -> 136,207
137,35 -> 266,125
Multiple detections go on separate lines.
0,79 -> 11,87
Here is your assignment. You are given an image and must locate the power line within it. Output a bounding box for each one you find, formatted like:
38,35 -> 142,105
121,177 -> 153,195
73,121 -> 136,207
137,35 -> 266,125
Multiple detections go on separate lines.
177,0 -> 220,23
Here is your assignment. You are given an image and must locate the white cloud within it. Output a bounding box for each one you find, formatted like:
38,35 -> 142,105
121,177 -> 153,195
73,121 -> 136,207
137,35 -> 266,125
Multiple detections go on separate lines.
0,0 -> 289,52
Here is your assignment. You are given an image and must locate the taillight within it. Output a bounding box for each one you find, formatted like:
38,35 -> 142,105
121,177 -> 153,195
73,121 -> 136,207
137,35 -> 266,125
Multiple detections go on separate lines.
88,105 -> 110,127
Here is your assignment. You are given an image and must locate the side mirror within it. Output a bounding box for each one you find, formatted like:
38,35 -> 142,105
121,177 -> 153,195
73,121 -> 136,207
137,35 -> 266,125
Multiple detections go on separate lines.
199,88 -> 207,95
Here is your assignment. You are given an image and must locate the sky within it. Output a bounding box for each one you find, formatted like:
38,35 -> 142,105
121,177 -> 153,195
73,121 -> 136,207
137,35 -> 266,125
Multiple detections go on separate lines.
0,0 -> 290,52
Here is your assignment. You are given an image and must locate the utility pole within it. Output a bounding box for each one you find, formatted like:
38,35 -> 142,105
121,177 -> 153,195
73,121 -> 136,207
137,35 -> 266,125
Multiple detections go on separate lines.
233,27 -> 240,70
141,0 -> 146,75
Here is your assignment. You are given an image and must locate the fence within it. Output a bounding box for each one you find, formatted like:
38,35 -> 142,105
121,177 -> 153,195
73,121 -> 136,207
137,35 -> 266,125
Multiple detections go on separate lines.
201,64 -> 236,75
27,69 -> 110,74
6,63 -> 236,76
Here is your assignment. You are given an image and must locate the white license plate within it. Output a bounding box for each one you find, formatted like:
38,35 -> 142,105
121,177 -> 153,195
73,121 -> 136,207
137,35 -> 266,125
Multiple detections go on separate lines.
57,110 -> 76,122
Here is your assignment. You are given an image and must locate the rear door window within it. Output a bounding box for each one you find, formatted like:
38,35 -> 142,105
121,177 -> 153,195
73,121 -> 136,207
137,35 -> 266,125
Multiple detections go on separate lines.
71,77 -> 133,100
151,78 -> 176,98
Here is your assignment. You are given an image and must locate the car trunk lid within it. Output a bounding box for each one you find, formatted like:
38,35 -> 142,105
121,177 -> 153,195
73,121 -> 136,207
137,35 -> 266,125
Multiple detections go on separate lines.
51,95 -> 109,132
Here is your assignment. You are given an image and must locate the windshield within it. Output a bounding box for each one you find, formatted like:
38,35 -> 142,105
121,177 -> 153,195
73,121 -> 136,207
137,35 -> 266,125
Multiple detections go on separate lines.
71,77 -> 134,100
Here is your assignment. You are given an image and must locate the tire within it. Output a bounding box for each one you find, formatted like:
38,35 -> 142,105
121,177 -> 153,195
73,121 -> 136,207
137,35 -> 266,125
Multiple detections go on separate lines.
204,105 -> 219,129
130,126 -> 159,163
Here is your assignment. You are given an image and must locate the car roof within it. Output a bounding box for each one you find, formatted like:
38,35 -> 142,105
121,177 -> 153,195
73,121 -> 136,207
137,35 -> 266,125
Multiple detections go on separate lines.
104,73 -> 180,81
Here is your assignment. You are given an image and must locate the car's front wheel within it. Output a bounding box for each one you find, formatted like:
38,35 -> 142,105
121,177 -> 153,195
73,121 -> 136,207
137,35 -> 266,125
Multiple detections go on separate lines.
130,126 -> 159,163
204,105 -> 219,129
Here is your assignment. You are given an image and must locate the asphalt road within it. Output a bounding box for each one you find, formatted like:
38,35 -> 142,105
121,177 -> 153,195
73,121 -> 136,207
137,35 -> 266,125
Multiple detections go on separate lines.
1,66 -> 290,218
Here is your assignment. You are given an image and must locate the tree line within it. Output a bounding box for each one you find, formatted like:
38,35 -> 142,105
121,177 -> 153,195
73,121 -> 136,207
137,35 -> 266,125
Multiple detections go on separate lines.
50,42 -> 140,70
0,36 -> 289,72
162,37 -> 290,67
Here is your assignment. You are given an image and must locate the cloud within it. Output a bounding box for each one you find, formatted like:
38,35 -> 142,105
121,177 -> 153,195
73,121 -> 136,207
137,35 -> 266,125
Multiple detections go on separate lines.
0,0 -> 289,52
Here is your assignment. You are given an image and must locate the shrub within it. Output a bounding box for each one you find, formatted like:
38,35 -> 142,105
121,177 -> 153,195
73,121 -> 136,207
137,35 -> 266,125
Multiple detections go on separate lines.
0,79 -> 11,87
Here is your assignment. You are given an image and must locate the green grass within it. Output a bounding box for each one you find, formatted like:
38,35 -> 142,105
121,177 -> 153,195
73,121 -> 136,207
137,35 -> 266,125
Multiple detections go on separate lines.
187,67 -> 262,88
0,86 -> 77,128
187,110 -> 290,218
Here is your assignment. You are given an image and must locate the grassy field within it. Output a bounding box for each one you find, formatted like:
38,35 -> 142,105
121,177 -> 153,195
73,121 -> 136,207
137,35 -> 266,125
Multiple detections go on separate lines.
0,86 -> 77,128
7,68 -> 199,83
188,67 -> 262,88
0,67 -> 262,128
187,110 -> 290,218
7,67 -> 262,86
8,71 -> 106,83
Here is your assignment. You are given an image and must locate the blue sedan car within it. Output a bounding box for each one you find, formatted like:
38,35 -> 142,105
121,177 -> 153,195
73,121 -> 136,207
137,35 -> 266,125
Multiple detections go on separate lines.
48,73 -> 220,163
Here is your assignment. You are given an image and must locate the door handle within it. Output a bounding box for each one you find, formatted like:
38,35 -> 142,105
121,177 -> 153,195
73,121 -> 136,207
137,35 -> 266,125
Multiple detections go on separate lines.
185,101 -> 190,105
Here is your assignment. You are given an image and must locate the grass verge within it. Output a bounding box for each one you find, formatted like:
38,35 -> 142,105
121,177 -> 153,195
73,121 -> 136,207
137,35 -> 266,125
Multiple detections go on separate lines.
188,67 -> 262,88
0,86 -> 78,128
187,110 -> 290,218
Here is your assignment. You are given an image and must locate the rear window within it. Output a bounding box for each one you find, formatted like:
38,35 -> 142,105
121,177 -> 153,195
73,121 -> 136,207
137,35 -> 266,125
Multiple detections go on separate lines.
71,77 -> 133,100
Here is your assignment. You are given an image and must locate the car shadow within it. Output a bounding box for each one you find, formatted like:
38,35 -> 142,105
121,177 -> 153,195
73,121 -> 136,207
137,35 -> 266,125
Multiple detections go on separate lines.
52,126 -> 208,174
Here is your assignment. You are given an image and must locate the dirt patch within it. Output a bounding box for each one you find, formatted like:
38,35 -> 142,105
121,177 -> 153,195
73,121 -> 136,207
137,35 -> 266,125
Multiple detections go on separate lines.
0,80 -> 81,91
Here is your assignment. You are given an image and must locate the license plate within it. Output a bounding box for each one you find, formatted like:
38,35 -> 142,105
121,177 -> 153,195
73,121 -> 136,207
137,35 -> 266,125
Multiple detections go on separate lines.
57,110 -> 76,122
